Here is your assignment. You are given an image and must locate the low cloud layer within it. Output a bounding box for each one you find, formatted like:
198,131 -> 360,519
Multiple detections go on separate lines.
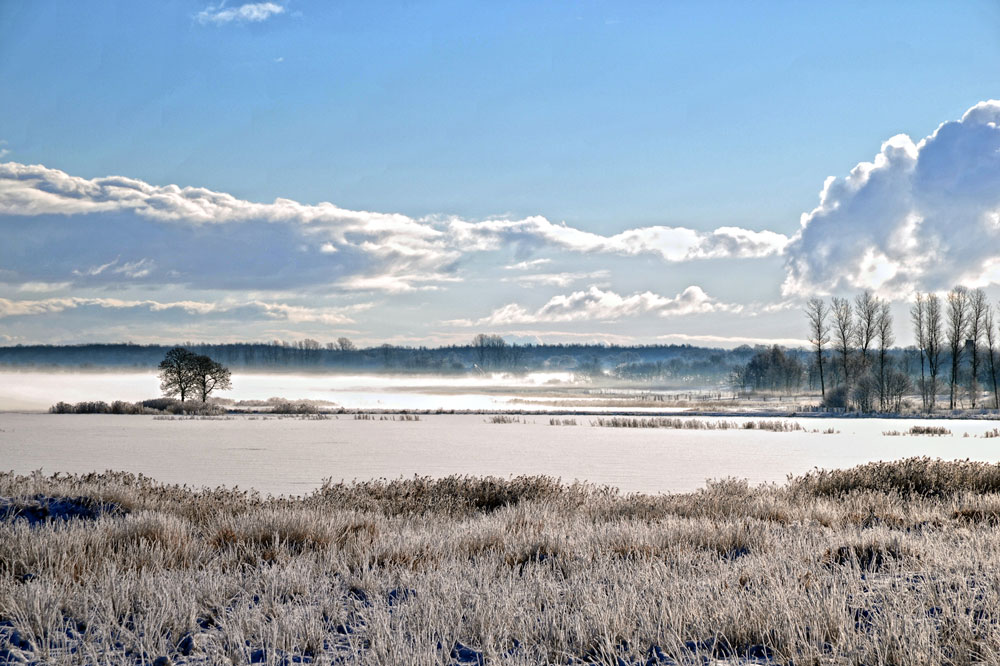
449,217 -> 788,262
451,286 -> 740,327
783,100 -> 1000,297
0,162 -> 786,295
0,296 -> 369,326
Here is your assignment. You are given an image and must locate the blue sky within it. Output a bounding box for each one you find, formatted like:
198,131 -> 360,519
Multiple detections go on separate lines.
1,1 -> 1000,346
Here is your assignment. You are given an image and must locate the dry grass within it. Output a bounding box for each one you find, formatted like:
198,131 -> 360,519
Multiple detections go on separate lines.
590,417 -> 804,432
5,461 -> 1000,664
487,415 -> 526,424
883,425 -> 952,437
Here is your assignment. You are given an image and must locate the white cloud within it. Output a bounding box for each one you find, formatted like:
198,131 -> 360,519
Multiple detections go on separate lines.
501,270 -> 610,288
504,258 -> 552,270
783,100 -> 1000,297
0,296 -> 370,326
0,162 -> 456,293
448,216 -> 788,262
72,257 -> 155,279
13,282 -> 71,293
337,273 -> 458,294
0,161 -> 786,296
450,285 -> 741,326
657,333 -> 809,348
197,2 -> 285,25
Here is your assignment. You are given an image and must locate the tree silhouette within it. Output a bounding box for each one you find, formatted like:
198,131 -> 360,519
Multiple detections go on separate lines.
192,354 -> 232,402
158,347 -> 197,402
158,347 -> 232,402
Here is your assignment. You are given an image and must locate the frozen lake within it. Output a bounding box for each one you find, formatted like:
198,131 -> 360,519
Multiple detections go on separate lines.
2,413 -> 1000,495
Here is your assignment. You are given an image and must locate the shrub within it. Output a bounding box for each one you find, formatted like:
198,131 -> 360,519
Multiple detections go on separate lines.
790,457 -> 1000,497
821,385 -> 849,410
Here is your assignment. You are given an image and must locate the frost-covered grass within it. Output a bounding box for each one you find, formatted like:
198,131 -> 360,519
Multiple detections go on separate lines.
5,460 -> 1000,664
590,417 -> 804,431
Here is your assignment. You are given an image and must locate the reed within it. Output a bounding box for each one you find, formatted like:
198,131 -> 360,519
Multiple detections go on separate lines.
3,460 -> 1000,665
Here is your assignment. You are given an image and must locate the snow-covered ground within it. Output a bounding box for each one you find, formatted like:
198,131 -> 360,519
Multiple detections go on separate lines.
2,412 -> 999,495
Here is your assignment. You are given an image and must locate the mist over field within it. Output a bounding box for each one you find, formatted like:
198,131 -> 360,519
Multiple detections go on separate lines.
0,370 -> 578,412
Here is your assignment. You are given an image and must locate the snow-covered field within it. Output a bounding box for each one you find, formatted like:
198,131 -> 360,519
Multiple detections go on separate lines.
2,412 -> 1000,495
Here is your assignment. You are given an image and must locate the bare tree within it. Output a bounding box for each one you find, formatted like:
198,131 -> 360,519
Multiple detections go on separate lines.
192,354 -> 232,402
378,343 -> 394,368
884,368 -> 912,413
806,298 -> 829,400
947,286 -> 969,410
986,302 -> 999,410
831,297 -> 854,389
876,299 -> 893,412
968,288 -> 988,408
854,290 -> 879,372
471,333 -> 508,369
910,293 -> 928,411
336,337 -> 357,352
158,347 -> 197,402
925,293 -> 943,412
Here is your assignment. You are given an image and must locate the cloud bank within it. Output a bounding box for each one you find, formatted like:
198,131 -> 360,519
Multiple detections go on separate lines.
0,161 -> 785,295
451,286 -> 740,327
0,296 -> 369,326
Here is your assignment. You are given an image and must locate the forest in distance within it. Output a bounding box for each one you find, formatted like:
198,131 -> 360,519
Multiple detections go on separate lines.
0,337 -> 914,389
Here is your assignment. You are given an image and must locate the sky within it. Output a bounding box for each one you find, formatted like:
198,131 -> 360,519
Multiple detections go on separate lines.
1,1 -> 1000,348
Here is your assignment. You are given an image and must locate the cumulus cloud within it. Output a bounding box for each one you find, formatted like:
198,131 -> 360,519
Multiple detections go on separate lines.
450,285 -> 740,326
783,100 -> 1000,297
197,2 -> 285,25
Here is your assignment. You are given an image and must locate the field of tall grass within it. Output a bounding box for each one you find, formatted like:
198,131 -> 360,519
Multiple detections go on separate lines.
5,459 -> 1000,664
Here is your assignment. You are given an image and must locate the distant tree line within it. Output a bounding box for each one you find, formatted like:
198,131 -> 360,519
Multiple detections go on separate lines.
0,338 -> 770,387
730,346 -> 805,394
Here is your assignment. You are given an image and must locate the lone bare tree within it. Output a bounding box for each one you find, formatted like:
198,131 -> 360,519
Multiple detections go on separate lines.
985,302 -> 999,409
925,293 -> 943,412
192,354 -> 232,402
947,286 -> 969,410
854,290 -> 879,372
806,298 -> 829,400
831,297 -> 854,388
968,288 -> 988,408
158,347 -> 198,402
876,300 -> 893,412
911,293 -> 928,411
